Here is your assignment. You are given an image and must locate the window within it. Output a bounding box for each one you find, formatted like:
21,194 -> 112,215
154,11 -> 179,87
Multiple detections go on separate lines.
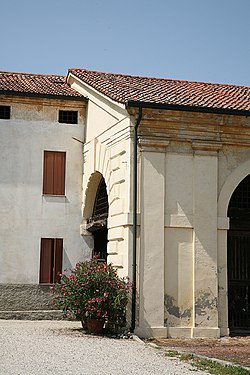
58,110 -> 78,124
43,151 -> 66,195
0,105 -> 10,119
39,238 -> 63,284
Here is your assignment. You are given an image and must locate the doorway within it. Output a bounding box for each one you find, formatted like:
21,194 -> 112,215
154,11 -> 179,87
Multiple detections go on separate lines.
227,174 -> 250,334
86,176 -> 109,262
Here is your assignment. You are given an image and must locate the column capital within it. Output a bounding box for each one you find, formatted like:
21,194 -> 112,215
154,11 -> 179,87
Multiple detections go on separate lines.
192,141 -> 222,155
139,136 -> 169,152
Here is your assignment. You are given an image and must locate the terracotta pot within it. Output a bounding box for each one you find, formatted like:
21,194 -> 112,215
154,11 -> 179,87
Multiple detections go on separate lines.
81,318 -> 87,330
86,318 -> 105,334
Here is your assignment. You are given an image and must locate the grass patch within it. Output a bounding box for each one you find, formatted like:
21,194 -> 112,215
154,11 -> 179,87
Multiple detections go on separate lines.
164,350 -> 250,375
164,349 -> 180,357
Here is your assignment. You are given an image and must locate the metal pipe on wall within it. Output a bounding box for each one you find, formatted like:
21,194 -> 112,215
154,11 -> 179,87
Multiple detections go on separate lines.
131,106 -> 142,332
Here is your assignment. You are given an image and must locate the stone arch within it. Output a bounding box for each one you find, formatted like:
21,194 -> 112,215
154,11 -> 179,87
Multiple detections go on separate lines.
83,171 -> 104,221
217,159 -> 250,336
218,160 -> 250,218
82,171 -> 109,261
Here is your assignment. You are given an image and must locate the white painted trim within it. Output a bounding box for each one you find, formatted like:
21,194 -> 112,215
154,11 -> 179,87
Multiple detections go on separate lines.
218,159 -> 250,217
217,217 -> 229,230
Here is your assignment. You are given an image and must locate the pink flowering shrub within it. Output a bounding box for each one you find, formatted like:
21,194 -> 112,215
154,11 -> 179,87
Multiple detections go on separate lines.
51,257 -> 131,332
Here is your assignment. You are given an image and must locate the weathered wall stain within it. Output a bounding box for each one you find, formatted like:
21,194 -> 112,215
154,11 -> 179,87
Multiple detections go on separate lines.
164,294 -> 191,318
195,292 -> 217,317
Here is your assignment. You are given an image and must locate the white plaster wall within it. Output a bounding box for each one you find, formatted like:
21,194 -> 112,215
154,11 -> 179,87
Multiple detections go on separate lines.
165,152 -> 194,225
137,142 -> 221,338
192,152 -> 219,337
138,150 -> 165,330
164,227 -> 193,327
218,146 -> 250,196
164,152 -> 193,328
81,128 -> 132,277
0,98 -> 88,283
70,76 -> 133,276
163,143 -> 250,338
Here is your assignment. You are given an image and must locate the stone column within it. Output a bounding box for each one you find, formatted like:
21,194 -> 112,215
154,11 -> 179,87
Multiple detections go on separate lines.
217,217 -> 230,336
136,138 -> 168,338
192,142 -> 222,338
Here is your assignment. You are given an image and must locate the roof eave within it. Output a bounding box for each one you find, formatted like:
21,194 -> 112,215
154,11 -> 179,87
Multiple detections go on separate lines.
0,90 -> 87,102
125,100 -> 250,117
67,71 -> 126,110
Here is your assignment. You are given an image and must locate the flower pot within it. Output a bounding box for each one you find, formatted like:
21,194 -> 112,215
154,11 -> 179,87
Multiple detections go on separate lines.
86,318 -> 105,334
81,318 -> 87,330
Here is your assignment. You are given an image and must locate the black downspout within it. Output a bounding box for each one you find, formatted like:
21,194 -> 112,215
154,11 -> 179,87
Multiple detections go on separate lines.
131,106 -> 142,333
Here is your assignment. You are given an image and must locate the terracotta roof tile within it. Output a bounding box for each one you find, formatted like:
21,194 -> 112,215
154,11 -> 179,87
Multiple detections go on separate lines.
69,68 -> 250,113
0,71 -> 83,98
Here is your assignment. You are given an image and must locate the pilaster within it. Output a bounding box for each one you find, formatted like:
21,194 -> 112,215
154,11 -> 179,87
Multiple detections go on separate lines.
192,142 -> 221,338
137,138 -> 168,333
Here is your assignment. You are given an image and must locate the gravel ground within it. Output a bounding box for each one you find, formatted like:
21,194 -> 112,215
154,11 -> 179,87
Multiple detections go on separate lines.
0,320 -> 209,375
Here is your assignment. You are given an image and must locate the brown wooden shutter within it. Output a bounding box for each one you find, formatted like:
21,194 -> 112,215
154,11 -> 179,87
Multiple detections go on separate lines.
43,151 -> 54,195
53,239 -> 63,283
43,151 -> 66,195
53,152 -> 66,195
40,238 -> 63,283
39,238 -> 53,283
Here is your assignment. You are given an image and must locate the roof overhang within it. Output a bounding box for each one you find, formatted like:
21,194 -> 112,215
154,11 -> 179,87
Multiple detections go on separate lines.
67,71 -> 127,114
0,90 -> 87,102
126,100 -> 250,117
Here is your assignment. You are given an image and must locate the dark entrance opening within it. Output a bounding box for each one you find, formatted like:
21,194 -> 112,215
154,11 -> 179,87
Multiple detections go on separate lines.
93,227 -> 108,261
86,177 -> 108,261
228,174 -> 250,334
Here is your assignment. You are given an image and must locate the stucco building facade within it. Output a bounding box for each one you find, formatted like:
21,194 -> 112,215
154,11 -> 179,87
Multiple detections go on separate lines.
0,72 -> 90,318
1,68 -> 250,337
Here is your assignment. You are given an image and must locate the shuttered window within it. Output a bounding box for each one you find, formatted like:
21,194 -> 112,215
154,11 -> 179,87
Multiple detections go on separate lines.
0,106 -> 10,119
43,151 -> 66,195
39,238 -> 63,284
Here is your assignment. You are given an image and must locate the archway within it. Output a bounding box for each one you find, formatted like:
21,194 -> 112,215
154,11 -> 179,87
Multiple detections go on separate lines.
86,176 -> 109,261
227,174 -> 250,334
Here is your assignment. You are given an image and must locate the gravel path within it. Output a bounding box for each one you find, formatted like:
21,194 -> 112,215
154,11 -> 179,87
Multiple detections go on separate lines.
0,320 -> 209,375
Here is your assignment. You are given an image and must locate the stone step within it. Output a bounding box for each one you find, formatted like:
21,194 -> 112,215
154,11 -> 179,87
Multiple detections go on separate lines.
0,310 -> 64,320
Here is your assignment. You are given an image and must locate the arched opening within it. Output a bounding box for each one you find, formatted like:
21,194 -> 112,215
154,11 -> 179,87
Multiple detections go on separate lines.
227,174 -> 250,334
86,177 -> 109,261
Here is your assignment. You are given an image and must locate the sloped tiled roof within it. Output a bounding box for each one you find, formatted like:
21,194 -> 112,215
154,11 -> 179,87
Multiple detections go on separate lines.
0,71 -> 83,99
69,68 -> 250,113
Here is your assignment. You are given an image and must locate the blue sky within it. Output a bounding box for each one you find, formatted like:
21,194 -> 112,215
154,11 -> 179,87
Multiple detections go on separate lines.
1,0 -> 250,86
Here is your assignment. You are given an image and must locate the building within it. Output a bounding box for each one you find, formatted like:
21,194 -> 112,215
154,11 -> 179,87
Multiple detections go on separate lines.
1,68 -> 250,337
0,71 -> 89,318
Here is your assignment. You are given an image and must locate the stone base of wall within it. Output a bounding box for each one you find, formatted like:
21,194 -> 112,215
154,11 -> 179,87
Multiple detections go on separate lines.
0,284 -> 64,320
0,310 -> 64,320
135,326 -> 168,338
135,325 -> 222,339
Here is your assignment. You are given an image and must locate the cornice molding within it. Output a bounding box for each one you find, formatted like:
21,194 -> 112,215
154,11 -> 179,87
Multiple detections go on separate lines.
138,136 -> 170,152
191,141 -> 223,155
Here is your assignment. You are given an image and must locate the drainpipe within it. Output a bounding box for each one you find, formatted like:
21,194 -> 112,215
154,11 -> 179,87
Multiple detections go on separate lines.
131,106 -> 142,333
